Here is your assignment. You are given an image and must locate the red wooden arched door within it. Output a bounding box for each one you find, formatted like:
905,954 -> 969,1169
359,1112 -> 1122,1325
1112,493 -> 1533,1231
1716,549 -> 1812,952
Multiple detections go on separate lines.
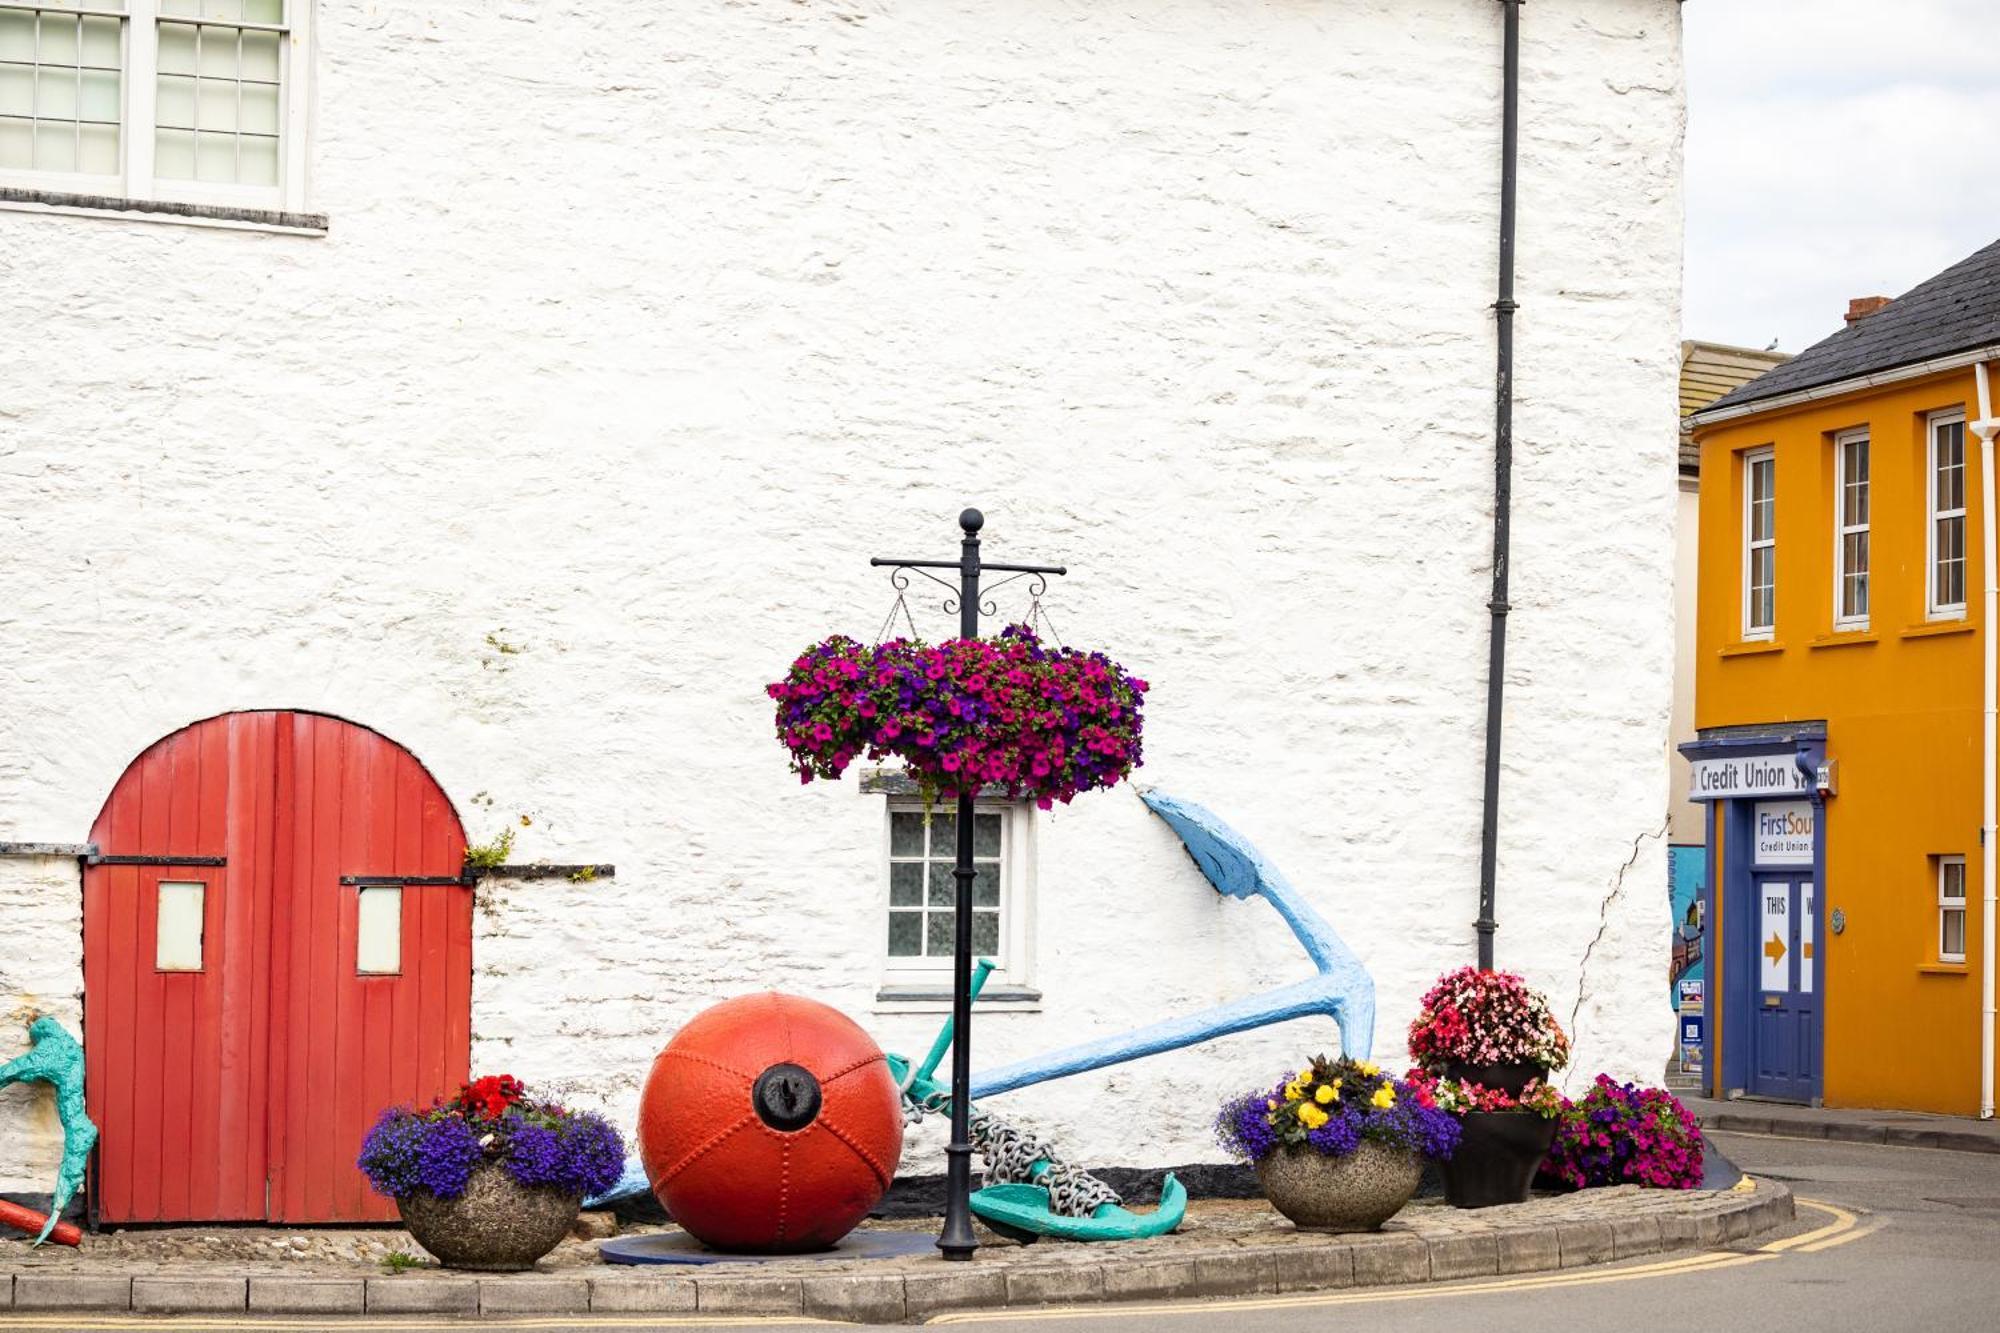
83,711 -> 470,1223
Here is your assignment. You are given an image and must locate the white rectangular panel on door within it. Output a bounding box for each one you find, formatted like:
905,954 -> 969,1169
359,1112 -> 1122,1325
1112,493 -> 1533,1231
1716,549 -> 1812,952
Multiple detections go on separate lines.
1760,884 -> 1789,991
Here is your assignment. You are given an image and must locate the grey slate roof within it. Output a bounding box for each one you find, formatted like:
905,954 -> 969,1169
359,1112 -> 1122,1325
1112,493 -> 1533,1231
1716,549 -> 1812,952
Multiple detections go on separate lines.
1701,236 -> 2000,416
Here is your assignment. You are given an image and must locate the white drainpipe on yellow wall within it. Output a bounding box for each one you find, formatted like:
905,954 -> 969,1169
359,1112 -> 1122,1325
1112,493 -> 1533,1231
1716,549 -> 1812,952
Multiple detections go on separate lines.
1974,361 -> 2000,1120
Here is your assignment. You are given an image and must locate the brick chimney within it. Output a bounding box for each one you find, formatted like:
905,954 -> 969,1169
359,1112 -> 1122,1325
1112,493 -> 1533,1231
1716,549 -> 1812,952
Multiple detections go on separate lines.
1845,296 -> 1892,325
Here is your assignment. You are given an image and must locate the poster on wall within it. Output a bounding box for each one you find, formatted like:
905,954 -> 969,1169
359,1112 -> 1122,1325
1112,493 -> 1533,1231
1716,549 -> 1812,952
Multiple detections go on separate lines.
1668,845 -> 1706,1009
1668,844 -> 1705,1076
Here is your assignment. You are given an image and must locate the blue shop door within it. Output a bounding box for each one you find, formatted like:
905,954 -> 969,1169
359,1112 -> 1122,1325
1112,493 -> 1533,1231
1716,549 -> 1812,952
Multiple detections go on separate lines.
1748,877 -> 1819,1101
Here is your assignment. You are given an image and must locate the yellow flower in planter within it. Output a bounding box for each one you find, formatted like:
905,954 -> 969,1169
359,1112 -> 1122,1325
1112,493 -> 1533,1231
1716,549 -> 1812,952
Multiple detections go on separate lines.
1358,1060 -> 1380,1077
1266,1099 -> 1279,1111
1371,1084 -> 1396,1110
1314,1085 -> 1336,1105
1298,1103 -> 1329,1130
1283,1082 -> 1305,1103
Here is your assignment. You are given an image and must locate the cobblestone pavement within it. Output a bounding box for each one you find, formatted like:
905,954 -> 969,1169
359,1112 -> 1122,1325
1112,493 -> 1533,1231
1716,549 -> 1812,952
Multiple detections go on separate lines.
0,1180 -> 1788,1319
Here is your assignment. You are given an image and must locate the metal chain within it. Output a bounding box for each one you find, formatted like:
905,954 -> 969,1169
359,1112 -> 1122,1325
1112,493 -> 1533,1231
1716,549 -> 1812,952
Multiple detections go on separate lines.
1025,595 -> 1067,650
905,1092 -> 1120,1218
874,591 -> 920,646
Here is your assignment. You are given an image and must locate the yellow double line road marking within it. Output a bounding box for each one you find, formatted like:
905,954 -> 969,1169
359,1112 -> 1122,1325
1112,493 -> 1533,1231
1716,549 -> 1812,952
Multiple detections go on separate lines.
928,1197 -> 1870,1325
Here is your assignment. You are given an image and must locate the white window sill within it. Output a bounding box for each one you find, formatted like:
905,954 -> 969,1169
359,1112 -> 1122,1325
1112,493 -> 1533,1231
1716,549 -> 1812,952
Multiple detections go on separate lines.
0,186 -> 326,236
872,983 -> 1043,1015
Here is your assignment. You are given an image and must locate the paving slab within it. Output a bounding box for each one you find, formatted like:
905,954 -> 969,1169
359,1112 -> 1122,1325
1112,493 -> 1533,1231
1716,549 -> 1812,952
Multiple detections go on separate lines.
12,1275 -> 131,1309
365,1275 -> 479,1313
247,1277 -> 365,1313
589,1274 -> 698,1312
802,1272 -> 906,1323
696,1274 -> 803,1316
479,1277 -> 588,1314
131,1276 -> 246,1312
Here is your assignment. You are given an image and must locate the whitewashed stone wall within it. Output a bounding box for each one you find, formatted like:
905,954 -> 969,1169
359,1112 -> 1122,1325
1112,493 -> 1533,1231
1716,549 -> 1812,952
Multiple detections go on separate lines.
0,0 -> 1683,1194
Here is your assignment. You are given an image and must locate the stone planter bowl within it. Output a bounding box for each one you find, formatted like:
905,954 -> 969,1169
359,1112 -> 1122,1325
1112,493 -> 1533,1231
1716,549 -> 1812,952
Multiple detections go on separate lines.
396,1162 -> 581,1271
1254,1140 -> 1422,1233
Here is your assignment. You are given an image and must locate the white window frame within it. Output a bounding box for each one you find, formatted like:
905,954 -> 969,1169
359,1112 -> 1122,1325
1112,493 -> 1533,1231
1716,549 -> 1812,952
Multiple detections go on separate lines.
1832,429 -> 1870,630
1742,447 -> 1777,641
1928,409 -> 1968,621
881,799 -> 1035,993
0,0 -> 313,212
1938,855 -> 1967,965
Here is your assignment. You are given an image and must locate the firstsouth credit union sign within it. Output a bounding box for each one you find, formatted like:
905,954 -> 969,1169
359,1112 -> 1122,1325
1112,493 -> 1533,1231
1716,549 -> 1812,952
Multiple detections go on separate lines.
1688,753 -> 1813,801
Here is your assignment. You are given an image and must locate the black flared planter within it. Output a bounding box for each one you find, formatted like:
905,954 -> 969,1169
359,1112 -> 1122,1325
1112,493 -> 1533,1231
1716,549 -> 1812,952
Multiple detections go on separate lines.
1441,1061 -> 1545,1097
1440,1112 -> 1557,1209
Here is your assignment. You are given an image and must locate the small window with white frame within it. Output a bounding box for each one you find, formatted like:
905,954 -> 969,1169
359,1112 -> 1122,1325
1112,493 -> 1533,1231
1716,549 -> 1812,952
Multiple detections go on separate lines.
1832,429 -> 1869,629
0,1 -> 312,212
1938,855 -> 1967,964
883,801 -> 1033,992
1929,410 -> 1968,619
1743,447 -> 1777,639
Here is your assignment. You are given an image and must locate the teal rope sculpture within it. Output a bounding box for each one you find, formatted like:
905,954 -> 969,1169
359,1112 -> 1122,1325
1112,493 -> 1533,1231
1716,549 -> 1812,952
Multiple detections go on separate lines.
0,1015 -> 97,1245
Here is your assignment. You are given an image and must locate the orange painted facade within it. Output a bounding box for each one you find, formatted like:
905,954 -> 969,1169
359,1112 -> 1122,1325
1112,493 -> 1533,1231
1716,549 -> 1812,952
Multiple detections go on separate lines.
1693,367 -> 1988,1113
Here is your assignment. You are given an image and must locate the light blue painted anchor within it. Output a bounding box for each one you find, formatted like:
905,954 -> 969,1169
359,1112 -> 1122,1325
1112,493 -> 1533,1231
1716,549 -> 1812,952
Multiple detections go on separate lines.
971,790 -> 1374,1100
586,790 -> 1375,1229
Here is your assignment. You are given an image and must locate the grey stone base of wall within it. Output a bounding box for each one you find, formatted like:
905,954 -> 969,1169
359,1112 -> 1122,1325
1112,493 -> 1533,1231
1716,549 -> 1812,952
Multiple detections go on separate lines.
0,1180 -> 1792,1322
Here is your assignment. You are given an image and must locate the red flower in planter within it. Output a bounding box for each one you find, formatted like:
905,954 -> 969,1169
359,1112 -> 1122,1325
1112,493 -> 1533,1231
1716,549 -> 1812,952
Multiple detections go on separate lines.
452,1074 -> 525,1121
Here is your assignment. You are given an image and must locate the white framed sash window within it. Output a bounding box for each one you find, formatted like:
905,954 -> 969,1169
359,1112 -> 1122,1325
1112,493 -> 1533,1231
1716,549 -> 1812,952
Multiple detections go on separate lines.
0,1 -> 312,211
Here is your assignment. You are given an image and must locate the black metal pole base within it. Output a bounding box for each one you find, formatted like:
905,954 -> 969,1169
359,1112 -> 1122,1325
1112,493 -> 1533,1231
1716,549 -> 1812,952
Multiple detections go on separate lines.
936,1143 -> 978,1260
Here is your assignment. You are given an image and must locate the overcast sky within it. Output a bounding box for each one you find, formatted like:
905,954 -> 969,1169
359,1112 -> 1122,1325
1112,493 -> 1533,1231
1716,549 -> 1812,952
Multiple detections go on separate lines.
1684,0 -> 2000,353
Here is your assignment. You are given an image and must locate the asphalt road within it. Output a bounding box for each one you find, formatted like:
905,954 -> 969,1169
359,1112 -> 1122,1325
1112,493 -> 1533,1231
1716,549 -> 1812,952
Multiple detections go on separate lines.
5,1130 -> 1996,1331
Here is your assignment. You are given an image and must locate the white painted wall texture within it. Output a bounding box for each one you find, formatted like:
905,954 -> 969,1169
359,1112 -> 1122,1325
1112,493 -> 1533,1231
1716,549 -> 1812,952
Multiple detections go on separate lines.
0,0 -> 1684,1198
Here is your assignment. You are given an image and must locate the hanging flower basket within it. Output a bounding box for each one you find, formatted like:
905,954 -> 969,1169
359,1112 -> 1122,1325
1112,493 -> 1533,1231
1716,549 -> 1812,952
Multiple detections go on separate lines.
358,1076 -> 626,1271
767,625 -> 1147,808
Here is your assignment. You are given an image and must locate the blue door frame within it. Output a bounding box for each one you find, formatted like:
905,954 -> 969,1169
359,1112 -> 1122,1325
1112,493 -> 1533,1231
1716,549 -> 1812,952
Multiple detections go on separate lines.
1683,729 -> 1827,1104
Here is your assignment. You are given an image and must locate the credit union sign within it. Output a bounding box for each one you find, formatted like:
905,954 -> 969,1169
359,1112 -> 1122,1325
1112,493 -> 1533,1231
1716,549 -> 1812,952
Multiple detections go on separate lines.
1687,754 -> 1813,801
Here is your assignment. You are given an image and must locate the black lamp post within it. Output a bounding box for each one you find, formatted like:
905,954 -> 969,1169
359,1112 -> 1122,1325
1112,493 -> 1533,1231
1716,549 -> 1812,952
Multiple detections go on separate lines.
871,508 -> 1065,1260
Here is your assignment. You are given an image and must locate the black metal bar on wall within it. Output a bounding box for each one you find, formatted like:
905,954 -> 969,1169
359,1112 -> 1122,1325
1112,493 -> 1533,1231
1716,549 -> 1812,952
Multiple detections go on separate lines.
1476,0 -> 1524,971
88,855 -> 226,867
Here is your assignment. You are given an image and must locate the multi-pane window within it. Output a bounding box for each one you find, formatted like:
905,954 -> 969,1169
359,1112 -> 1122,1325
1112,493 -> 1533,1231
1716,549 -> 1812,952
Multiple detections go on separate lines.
1938,856 -> 1967,965
0,0 -> 305,206
0,4 -> 123,176
155,3 -> 284,187
1930,412 -> 1968,617
1743,448 -> 1776,638
1833,430 -> 1870,628
887,807 -> 1006,969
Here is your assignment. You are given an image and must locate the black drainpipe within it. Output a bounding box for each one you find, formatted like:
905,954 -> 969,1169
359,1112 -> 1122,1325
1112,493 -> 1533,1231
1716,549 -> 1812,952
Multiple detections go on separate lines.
1476,0 -> 1522,972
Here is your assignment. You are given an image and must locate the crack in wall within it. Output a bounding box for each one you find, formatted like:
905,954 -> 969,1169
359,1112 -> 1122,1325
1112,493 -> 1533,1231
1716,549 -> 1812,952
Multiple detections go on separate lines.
1568,817 -> 1670,1061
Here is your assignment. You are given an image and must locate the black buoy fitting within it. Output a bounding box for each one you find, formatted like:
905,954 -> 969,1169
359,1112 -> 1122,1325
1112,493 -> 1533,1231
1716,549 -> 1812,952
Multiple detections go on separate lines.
752,1063 -> 823,1132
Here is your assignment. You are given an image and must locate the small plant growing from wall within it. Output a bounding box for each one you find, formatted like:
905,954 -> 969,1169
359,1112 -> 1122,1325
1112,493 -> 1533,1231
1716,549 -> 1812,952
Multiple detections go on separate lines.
462,825 -> 518,873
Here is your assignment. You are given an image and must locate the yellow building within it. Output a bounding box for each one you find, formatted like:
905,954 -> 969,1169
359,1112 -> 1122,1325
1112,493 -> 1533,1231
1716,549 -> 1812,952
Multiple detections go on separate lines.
1687,243 -> 2000,1114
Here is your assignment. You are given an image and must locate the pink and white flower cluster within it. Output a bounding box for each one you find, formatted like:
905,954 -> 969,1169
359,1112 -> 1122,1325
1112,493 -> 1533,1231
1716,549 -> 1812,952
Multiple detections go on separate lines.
1406,966 -> 1572,1072
767,625 -> 1147,808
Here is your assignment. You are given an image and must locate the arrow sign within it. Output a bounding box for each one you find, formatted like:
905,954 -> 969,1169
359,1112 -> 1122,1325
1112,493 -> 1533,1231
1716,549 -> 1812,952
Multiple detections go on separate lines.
1764,933 -> 1787,965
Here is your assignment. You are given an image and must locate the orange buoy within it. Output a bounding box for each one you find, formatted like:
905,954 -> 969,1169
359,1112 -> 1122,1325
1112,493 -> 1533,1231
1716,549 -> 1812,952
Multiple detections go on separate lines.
638,993 -> 903,1252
